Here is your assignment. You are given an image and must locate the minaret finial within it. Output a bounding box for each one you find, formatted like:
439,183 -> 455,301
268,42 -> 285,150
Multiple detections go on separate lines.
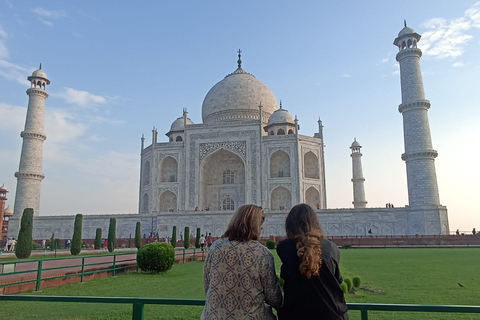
279,100 -> 282,109
404,20 -> 407,27
237,49 -> 242,69
39,63 -> 42,70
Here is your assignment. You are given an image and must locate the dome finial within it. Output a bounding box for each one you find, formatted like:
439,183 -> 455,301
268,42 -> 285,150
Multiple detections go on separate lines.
404,20 -> 407,27
237,49 -> 242,69
39,63 -> 42,70
279,100 -> 282,109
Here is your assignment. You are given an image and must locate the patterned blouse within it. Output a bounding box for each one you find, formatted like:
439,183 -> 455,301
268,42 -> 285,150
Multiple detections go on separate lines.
201,238 -> 283,320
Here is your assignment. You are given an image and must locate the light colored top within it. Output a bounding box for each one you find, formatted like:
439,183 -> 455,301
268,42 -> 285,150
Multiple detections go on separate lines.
200,236 -> 206,244
201,238 -> 282,320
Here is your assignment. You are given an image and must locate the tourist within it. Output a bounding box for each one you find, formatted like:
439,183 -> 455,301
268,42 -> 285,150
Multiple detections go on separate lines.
42,239 -> 46,249
201,204 -> 282,319
10,238 -> 16,251
206,233 -> 213,248
277,203 -> 348,320
199,234 -> 205,251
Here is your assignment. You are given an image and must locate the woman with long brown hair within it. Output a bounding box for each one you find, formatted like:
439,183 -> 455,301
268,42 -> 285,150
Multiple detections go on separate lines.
201,204 -> 283,320
277,204 -> 348,319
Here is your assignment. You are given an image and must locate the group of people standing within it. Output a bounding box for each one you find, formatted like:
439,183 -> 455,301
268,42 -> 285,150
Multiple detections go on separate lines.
3,237 -> 17,252
201,203 -> 348,320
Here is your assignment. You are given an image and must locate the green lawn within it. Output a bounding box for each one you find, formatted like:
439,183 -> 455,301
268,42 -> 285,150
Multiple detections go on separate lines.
1,248 -> 479,320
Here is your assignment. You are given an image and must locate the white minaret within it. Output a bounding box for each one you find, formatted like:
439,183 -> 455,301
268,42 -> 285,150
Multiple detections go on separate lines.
394,22 -> 440,207
350,139 -> 367,209
13,65 -> 50,217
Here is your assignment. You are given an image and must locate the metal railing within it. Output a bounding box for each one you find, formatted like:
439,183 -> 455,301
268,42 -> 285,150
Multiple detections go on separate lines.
0,295 -> 479,320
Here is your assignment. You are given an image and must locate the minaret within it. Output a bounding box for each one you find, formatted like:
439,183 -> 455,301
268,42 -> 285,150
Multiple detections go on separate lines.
394,22 -> 440,207
350,139 -> 367,208
13,65 -> 50,217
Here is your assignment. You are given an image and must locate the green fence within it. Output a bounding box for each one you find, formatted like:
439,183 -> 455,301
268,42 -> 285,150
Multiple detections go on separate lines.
0,248 -> 205,292
0,295 -> 479,320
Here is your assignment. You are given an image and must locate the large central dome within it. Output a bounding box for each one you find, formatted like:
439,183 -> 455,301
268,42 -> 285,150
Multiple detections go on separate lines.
202,54 -> 278,125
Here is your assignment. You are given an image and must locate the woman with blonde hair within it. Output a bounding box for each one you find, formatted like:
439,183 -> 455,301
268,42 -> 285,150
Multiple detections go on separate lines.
201,204 -> 283,320
277,204 -> 348,319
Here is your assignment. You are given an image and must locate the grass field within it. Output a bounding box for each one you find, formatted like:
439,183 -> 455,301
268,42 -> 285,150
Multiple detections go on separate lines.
1,248 -> 479,320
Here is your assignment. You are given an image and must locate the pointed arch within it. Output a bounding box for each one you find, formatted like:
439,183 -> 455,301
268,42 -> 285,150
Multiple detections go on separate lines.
176,136 -> 183,142
305,186 -> 320,209
288,129 -> 294,134
159,191 -> 177,212
270,150 -> 290,178
304,151 -> 319,179
270,186 -> 291,210
143,161 -> 151,185
160,156 -> 178,182
277,128 -> 285,135
142,193 -> 149,213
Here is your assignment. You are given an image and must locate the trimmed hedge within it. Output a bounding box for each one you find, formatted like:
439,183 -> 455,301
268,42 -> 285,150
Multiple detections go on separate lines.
107,218 -> 116,253
184,227 -> 190,249
94,228 -> 102,249
50,233 -> 55,251
352,276 -> 362,288
266,240 -> 276,249
171,226 -> 177,247
344,277 -> 353,291
70,214 -> 83,255
195,228 -> 200,248
15,208 -> 34,259
137,242 -> 175,273
135,222 -> 141,249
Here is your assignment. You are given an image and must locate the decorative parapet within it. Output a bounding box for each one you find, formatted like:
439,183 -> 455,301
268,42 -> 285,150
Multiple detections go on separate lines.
20,131 -> 47,141
26,88 -> 49,98
396,48 -> 422,61
398,100 -> 430,113
14,172 -> 45,180
401,150 -> 438,161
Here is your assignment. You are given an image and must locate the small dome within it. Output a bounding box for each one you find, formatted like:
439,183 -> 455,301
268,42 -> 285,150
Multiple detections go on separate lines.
0,184 -> 6,191
4,206 -> 13,216
267,106 -> 295,126
32,68 -> 48,79
351,139 -> 361,148
398,26 -> 416,37
170,116 -> 194,132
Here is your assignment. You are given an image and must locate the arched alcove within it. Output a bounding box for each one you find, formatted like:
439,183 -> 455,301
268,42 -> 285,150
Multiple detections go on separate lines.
143,161 -> 151,185
304,152 -> 319,179
160,156 -> 178,182
270,186 -> 291,210
159,191 -> 177,212
277,128 -> 285,135
199,149 -> 245,210
305,186 -> 320,209
270,150 -> 290,178
142,193 -> 149,213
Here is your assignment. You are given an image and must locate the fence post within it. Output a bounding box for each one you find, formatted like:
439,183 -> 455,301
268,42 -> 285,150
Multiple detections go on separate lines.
113,255 -> 117,277
182,249 -> 185,263
132,300 -> 145,320
35,260 -> 43,291
81,257 -> 85,282
361,309 -> 368,320
55,242 -> 57,258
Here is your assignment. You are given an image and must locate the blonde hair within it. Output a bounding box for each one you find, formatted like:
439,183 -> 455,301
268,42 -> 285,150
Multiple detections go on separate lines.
285,204 -> 324,279
223,204 -> 265,241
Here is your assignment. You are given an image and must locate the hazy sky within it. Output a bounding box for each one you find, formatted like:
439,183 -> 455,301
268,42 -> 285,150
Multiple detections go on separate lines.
0,1 -> 479,233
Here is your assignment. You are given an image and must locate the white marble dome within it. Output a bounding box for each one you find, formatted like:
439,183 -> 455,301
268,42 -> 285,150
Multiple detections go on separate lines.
4,206 -> 13,216
202,67 -> 278,125
32,68 -> 48,79
398,26 -> 416,37
268,106 -> 295,125
170,116 -> 194,132
351,139 -> 361,148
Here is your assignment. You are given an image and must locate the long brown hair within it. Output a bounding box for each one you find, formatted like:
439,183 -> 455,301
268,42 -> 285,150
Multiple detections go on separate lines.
223,204 -> 265,241
285,203 -> 324,279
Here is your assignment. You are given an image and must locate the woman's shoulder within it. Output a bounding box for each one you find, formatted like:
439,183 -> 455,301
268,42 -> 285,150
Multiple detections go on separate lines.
276,239 -> 296,254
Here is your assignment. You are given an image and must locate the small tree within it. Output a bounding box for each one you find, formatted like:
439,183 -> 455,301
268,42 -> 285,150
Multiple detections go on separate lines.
70,214 -> 83,255
50,232 -> 55,251
15,208 -> 34,259
94,228 -> 102,249
129,233 -> 132,248
107,218 -> 116,253
171,226 -> 177,247
136,242 -> 175,273
135,222 -> 141,249
195,228 -> 201,248
184,227 -> 190,249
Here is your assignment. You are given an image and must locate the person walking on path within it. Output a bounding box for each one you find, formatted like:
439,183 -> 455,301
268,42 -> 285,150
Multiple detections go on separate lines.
206,233 -> 213,248
201,204 -> 282,319
277,203 -> 348,320
199,234 -> 206,251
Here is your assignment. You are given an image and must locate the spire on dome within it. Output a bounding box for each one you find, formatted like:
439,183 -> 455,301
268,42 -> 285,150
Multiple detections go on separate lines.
39,63 -> 42,70
279,100 -> 283,109
404,20 -> 407,27
237,49 -> 242,69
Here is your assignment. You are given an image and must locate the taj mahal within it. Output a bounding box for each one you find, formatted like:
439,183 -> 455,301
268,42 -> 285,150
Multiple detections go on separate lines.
6,23 -> 450,241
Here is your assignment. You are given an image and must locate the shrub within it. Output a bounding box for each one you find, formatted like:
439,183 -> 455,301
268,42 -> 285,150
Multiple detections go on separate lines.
107,218 -> 116,253
342,244 -> 352,249
195,228 -> 200,248
135,222 -> 141,249
266,240 -> 276,249
94,228 -> 102,249
352,276 -> 362,288
340,282 -> 348,294
129,234 -> 132,248
71,214 -> 83,255
184,227 -> 190,249
137,242 -> 175,273
171,226 -> 177,247
259,241 -> 267,247
49,233 -> 55,251
32,242 -> 39,250
15,208 -> 34,259
344,277 -> 353,291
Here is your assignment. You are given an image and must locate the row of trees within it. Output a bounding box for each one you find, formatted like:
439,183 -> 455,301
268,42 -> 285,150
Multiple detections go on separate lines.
170,226 -> 203,249
14,208 -> 146,259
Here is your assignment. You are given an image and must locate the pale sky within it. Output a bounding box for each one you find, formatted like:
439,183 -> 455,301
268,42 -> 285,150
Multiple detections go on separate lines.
0,1 -> 479,233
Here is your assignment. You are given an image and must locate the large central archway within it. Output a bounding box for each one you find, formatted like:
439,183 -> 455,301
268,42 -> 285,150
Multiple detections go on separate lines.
199,149 -> 245,211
